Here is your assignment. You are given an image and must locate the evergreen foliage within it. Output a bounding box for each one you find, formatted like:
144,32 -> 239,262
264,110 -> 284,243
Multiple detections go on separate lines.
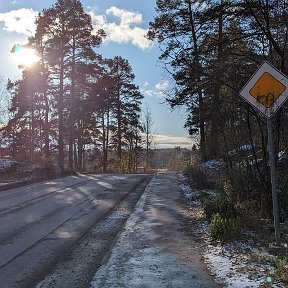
210,213 -> 241,244
2,0 -> 144,173
148,0 -> 288,220
204,195 -> 238,222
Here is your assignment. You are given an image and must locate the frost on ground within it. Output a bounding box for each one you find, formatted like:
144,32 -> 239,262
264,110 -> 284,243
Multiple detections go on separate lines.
179,183 -> 201,206
91,172 -> 220,288
0,159 -> 15,171
203,242 -> 283,288
178,172 -> 216,206
179,172 -> 287,288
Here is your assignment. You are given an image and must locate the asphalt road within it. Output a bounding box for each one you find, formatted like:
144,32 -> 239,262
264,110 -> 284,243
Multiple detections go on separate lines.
0,173 -> 150,288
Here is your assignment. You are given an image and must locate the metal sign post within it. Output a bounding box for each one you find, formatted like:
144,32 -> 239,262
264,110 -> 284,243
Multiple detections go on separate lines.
267,117 -> 281,246
240,61 -> 288,246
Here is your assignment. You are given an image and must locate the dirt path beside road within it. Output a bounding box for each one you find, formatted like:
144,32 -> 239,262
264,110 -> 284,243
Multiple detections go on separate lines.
91,171 -> 221,288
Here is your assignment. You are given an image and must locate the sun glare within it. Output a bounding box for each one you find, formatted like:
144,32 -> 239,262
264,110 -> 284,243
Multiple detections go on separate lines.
12,45 -> 39,68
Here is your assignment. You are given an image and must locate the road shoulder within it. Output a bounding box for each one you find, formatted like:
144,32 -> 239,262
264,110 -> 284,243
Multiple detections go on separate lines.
90,171 -> 221,288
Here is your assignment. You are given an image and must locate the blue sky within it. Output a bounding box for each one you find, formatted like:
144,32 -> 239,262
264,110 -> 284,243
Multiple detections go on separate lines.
0,0 -> 192,148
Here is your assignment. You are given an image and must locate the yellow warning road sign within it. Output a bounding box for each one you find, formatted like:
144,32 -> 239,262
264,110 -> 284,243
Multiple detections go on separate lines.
240,62 -> 288,117
249,72 -> 285,108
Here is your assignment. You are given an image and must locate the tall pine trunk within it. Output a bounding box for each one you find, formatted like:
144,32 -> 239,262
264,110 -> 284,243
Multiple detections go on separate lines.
188,1 -> 207,162
58,50 -> 65,173
68,32 -> 76,173
208,0 -> 224,159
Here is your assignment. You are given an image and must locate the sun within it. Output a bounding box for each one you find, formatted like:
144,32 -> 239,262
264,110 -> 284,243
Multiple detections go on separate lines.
12,45 -> 39,68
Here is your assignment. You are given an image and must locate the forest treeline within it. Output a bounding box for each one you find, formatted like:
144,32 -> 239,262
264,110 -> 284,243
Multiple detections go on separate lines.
1,0 -> 151,174
147,0 -> 288,220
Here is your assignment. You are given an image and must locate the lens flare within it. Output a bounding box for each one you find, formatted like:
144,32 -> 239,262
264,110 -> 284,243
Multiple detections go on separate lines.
12,45 -> 39,68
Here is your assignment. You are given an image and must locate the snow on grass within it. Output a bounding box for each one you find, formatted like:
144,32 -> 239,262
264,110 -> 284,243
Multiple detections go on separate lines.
201,160 -> 222,170
179,171 -> 216,205
202,189 -> 217,198
180,183 -> 199,200
0,159 -> 15,171
179,183 -> 201,206
203,242 -> 279,288
178,172 -> 287,288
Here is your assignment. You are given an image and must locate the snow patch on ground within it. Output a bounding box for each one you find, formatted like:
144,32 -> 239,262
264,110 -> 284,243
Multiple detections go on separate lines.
201,160 -> 221,170
179,180 -> 216,206
179,183 -> 201,206
204,243 -> 273,288
178,172 -> 287,288
0,159 -> 15,171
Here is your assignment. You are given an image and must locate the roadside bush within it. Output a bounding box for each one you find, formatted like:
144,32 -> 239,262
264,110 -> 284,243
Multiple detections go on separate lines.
184,165 -> 215,190
198,190 -> 214,204
210,213 -> 241,244
267,256 -> 288,285
204,195 -> 238,222
276,257 -> 288,283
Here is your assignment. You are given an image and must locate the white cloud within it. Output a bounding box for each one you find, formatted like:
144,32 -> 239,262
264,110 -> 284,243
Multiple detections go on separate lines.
89,6 -> 152,51
0,8 -> 37,36
0,6 -> 152,50
106,6 -> 142,26
155,80 -> 169,97
155,81 -> 169,91
154,134 -> 193,148
142,80 -> 170,98
143,89 -> 153,97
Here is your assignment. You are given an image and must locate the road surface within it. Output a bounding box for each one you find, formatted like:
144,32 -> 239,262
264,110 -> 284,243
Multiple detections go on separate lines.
0,173 -> 150,288
37,171 -> 221,288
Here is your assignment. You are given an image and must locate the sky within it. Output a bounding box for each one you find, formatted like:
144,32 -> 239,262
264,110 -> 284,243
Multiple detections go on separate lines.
0,0 -> 193,149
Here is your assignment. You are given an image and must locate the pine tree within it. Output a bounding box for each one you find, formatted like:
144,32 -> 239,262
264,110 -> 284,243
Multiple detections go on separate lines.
30,0 -> 105,171
148,0 -> 209,161
108,56 -> 143,171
